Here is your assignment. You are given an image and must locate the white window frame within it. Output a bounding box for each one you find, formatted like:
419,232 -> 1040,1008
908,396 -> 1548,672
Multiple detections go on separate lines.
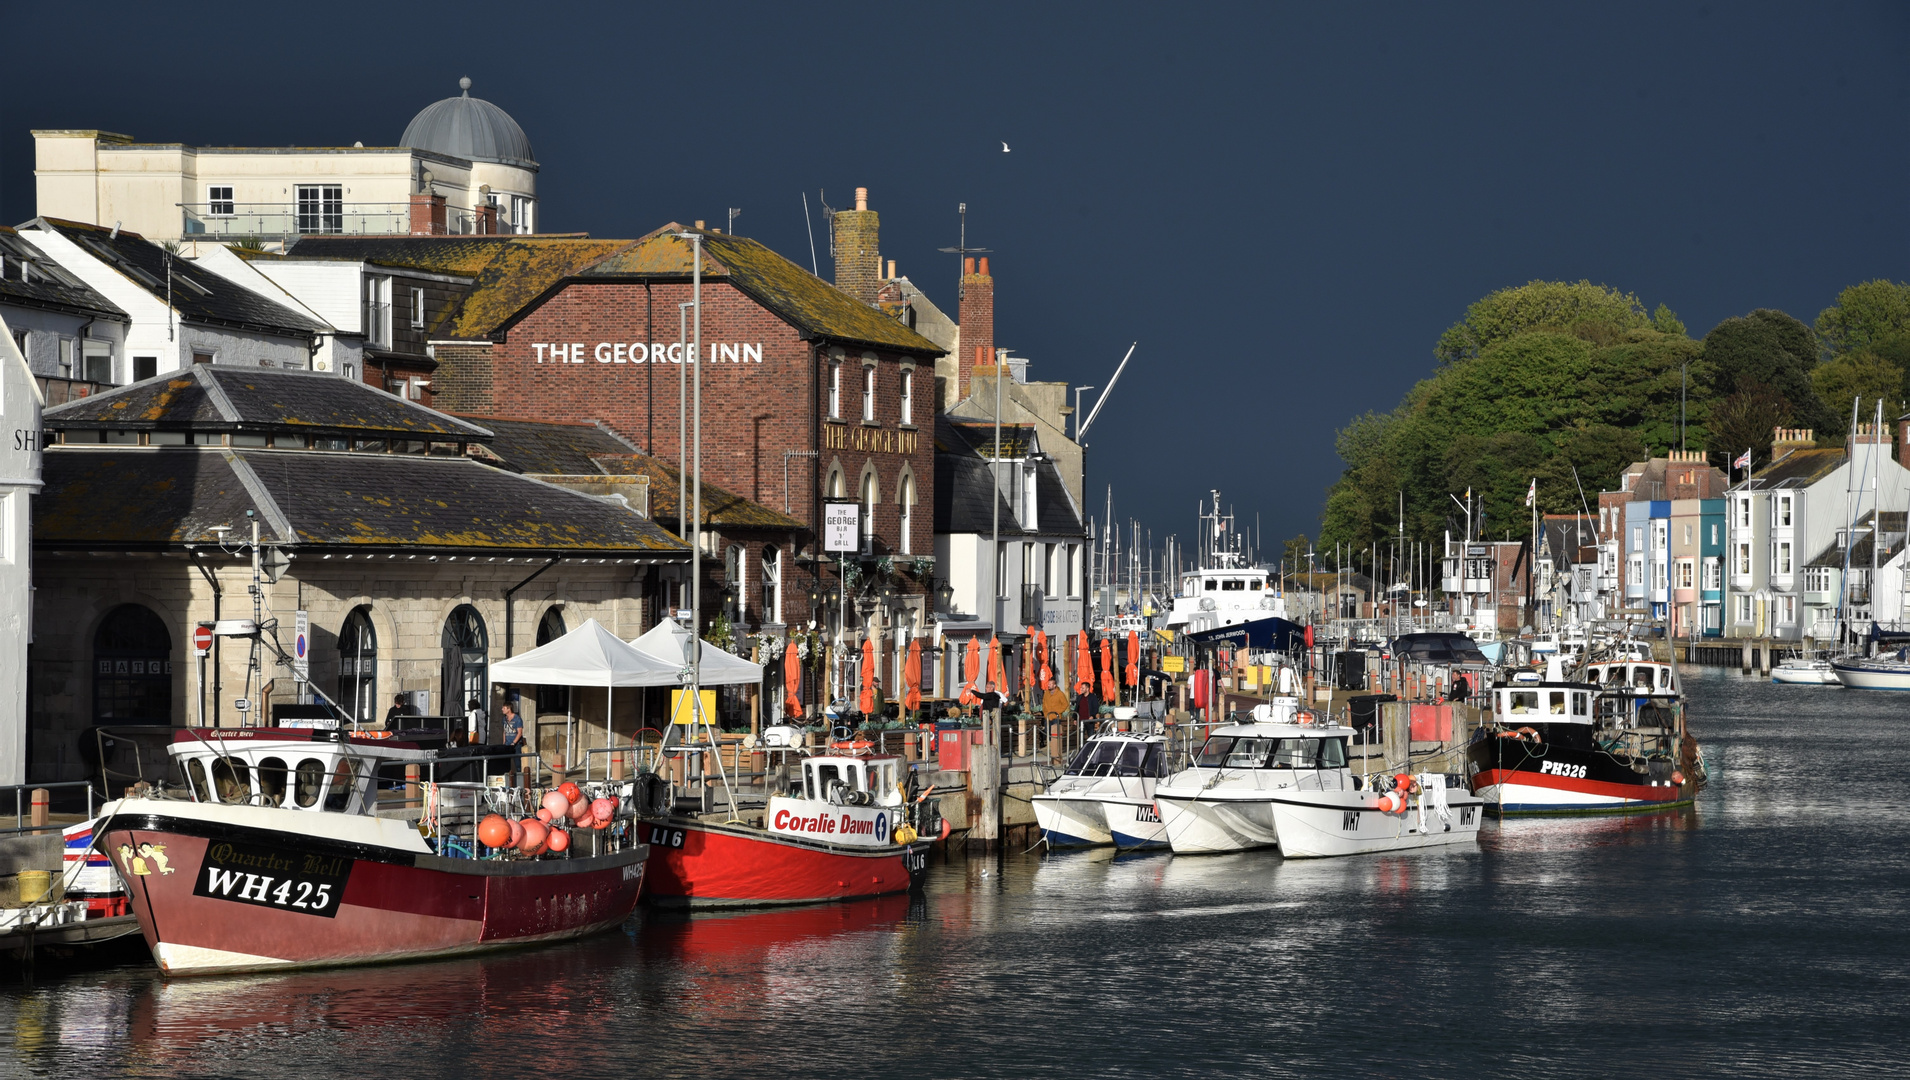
828,361 -> 841,419
761,545 -> 781,624
511,194 -> 534,235
1736,594 -> 1754,622
1045,543 -> 1060,598
1776,495 -> 1793,528
296,184 -> 344,234
1068,544 -> 1082,597
410,287 -> 425,328
1736,542 -> 1752,576
900,370 -> 914,426
1775,541 -> 1793,575
1702,558 -> 1721,591
1737,498 -> 1752,528
861,363 -> 876,423
206,185 -> 235,217
897,473 -> 914,556
1676,559 -> 1694,589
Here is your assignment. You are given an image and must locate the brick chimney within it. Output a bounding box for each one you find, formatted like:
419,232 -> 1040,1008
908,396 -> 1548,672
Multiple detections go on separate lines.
1772,427 -> 1814,461
958,255 -> 994,401
473,202 -> 498,235
1849,421 -> 1889,462
831,187 -> 880,305
409,192 -> 446,236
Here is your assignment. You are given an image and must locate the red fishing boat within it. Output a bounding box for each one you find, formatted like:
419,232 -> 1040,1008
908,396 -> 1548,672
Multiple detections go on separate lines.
96,728 -> 647,976
639,752 -> 937,907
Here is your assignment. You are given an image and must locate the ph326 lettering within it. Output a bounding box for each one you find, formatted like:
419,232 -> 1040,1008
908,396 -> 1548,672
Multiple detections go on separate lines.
1539,761 -> 1588,779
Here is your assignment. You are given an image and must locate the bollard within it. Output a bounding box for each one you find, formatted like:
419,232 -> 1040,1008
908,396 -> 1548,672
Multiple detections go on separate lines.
405,765 -> 421,808
1017,718 -> 1028,757
30,788 -> 49,829
611,749 -> 626,782
668,752 -> 686,786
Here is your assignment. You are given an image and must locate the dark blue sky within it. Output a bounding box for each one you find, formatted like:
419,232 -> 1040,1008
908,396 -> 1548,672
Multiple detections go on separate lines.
8,2 -> 1909,557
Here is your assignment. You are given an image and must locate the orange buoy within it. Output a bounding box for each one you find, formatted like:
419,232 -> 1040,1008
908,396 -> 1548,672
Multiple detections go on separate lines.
477,814 -> 511,849
519,819 -> 548,855
536,807 -> 553,823
507,818 -> 525,848
558,781 -> 583,804
591,797 -> 616,821
592,815 -> 611,831
1672,771 -> 1686,786
546,827 -> 571,853
568,798 -> 590,823
542,790 -> 570,817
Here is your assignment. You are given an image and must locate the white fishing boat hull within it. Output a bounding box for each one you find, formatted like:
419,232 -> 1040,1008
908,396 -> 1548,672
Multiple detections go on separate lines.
1032,794 -> 1113,848
1268,785 -> 1484,858
1832,658 -> 1910,690
1155,791 -> 1281,854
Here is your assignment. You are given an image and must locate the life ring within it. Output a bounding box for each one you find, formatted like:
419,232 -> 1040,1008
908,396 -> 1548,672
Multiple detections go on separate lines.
1516,726 -> 1539,743
1297,711 -> 1315,726
1496,729 -> 1525,739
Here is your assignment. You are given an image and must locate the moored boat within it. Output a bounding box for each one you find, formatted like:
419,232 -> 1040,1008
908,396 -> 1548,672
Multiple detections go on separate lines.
1033,731 -> 1172,850
638,752 -> 934,908
1466,681 -> 1704,815
1830,654 -> 1910,690
1772,657 -> 1841,685
97,728 -> 648,976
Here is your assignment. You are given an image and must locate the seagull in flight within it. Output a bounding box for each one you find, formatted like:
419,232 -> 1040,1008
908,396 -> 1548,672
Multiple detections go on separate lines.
1002,141 -> 1011,152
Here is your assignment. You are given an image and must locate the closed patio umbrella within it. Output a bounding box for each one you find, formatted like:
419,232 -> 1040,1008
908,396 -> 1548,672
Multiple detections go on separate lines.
1099,637 -> 1117,702
1021,633 -> 1036,706
859,637 -> 876,715
1126,630 -> 1140,689
905,638 -> 922,713
1074,633 -> 1092,694
1035,630 -> 1052,690
961,637 -> 982,706
783,636 -> 802,719
989,636 -> 1006,696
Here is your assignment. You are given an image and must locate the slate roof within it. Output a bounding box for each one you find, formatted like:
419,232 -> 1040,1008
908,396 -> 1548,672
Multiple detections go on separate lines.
593,452 -> 806,531
0,227 -> 127,321
1747,447 -> 1845,489
1804,510 -> 1908,570
576,226 -> 945,356
933,416 -> 1082,537
27,219 -> 326,337
36,447 -> 689,556
43,366 -> 494,442
452,414 -> 635,474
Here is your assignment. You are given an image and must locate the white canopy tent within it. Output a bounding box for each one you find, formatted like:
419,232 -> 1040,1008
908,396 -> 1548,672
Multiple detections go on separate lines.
489,618 -> 683,772
629,620 -> 764,686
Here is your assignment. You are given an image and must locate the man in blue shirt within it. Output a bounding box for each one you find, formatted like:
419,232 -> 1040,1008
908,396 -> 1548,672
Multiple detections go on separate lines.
500,702 -> 525,788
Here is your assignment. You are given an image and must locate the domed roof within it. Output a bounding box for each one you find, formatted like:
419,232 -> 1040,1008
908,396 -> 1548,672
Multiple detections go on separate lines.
401,77 -> 536,169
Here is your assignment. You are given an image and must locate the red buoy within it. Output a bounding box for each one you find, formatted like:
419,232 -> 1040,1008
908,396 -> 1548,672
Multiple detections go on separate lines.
508,818 -> 525,848
477,814 -> 511,849
546,827 -> 571,853
558,781 -> 583,804
519,819 -> 548,855
542,790 -> 571,818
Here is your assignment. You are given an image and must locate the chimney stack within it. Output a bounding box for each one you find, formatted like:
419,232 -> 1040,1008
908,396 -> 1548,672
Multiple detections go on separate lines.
958,256 -> 994,400
831,186 -> 880,305
1772,427 -> 1814,462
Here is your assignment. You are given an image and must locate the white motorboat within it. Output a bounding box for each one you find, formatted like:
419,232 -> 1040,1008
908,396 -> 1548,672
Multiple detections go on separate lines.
1831,654 -> 1910,690
1151,698 -> 1308,854
1033,732 -> 1171,850
1161,490 -> 1288,636
1269,769 -> 1483,859
1771,658 -> 1841,685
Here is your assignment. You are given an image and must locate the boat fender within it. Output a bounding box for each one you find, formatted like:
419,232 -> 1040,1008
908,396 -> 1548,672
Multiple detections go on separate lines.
938,818 -> 952,842
1671,771 -> 1685,786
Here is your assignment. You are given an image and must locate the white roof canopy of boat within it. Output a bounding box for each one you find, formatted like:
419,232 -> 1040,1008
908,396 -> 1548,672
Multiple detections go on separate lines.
628,620 -> 763,686
489,618 -> 684,687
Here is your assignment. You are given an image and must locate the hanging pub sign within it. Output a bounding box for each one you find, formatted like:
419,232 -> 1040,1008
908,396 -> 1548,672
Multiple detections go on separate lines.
823,500 -> 859,553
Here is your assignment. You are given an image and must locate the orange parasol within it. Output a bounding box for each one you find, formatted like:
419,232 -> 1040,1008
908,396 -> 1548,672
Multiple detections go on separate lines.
1021,632 -> 1036,705
1035,630 -> 1052,689
988,636 -> 1007,695
1126,629 -> 1141,688
1099,637 -> 1117,702
859,637 -> 876,715
1074,633 -> 1093,693
961,637 -> 982,705
783,635 -> 802,719
905,638 -> 922,712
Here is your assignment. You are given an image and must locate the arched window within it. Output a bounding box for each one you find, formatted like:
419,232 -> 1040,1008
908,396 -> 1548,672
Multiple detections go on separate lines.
761,544 -> 782,625
896,468 -> 917,556
537,608 -> 568,715
859,468 -> 879,553
337,606 -> 376,725
93,604 -> 172,725
724,545 -> 746,622
442,605 -> 488,728
825,461 -> 845,499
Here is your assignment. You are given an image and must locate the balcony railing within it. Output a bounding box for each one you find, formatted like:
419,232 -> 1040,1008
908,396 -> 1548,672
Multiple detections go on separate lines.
180,204 -> 498,240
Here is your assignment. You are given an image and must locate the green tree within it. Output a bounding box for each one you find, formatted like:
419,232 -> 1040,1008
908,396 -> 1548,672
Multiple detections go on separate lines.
1281,534 -> 1313,574
1700,309 -> 1829,433
1534,425 -> 1648,515
1650,304 -> 1686,336
1707,383 -> 1792,471
1810,351 -> 1905,435
1434,280 -> 1649,364
1815,280 -> 1910,358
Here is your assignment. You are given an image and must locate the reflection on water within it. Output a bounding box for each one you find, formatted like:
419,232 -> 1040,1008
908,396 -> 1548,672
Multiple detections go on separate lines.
5,667 -> 1909,1079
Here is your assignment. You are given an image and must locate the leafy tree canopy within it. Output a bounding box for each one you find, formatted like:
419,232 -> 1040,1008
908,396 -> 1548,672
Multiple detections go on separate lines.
1433,280 -> 1649,364
1700,309 -> 1830,432
1815,280 -> 1910,358
1810,351 -> 1904,436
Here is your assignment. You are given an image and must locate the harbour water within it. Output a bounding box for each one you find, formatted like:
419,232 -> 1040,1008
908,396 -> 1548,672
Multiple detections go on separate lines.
4,666 -> 1905,1079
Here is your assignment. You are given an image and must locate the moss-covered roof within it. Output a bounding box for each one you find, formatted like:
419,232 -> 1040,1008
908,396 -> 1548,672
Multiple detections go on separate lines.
1750,448 -> 1845,489
451,414 -> 635,474
593,452 -> 806,531
43,366 -> 494,441
578,226 -> 945,356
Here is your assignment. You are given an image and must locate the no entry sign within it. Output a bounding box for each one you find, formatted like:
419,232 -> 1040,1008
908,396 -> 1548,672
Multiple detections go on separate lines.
193,624 -> 214,655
